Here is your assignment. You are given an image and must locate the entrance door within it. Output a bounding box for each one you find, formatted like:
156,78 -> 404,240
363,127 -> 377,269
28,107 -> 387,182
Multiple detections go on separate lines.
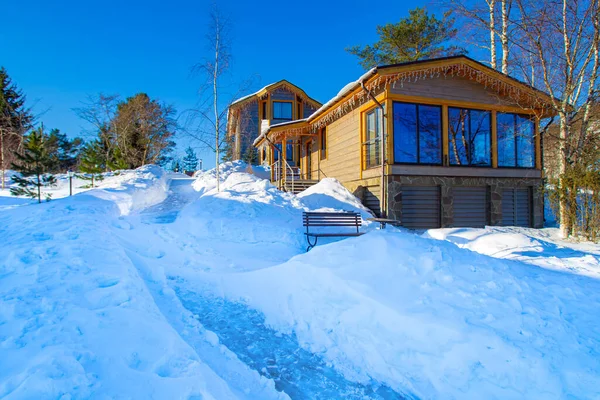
305,141 -> 312,179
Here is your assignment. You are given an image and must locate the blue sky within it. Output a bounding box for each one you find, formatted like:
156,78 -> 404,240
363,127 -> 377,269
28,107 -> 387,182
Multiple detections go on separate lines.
1,0 -> 434,168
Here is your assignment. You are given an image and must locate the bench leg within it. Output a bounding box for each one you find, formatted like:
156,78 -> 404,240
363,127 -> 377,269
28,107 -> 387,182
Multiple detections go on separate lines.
306,236 -> 318,252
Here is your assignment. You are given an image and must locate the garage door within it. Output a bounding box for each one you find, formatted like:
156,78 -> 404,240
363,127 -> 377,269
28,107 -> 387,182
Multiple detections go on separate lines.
453,187 -> 488,228
401,186 -> 441,229
502,188 -> 531,227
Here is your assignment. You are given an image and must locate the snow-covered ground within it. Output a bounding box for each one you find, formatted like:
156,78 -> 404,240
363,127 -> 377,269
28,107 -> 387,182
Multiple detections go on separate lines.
1,163 -> 599,399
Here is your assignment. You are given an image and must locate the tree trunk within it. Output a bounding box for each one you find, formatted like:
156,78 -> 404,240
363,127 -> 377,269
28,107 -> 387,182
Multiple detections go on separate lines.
214,14 -> 221,192
488,0 -> 497,69
500,0 -> 510,74
558,113 -> 569,238
1,128 -> 4,190
37,172 -> 41,203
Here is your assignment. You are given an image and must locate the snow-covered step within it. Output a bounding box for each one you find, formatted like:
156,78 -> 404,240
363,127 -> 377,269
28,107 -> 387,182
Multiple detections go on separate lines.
283,179 -> 319,194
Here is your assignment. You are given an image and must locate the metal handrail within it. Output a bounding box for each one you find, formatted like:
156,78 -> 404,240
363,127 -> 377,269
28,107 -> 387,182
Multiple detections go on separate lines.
282,159 -> 299,193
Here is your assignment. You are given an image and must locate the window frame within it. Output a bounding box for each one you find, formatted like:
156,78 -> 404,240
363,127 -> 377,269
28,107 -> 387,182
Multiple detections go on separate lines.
320,127 -> 327,160
271,100 -> 294,121
392,101 -> 443,166
447,106 -> 493,168
362,105 -> 384,170
496,112 -> 536,169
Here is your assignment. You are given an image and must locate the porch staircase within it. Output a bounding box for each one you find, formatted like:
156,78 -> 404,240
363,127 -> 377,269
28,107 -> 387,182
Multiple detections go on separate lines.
283,179 -> 319,194
272,161 -> 320,194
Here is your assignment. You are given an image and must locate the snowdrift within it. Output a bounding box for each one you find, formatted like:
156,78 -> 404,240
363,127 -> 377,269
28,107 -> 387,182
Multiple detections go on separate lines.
192,230 -> 600,399
297,178 -> 373,220
0,166 -> 250,399
83,165 -> 168,215
426,226 -> 600,279
1,165 -> 169,207
192,161 -> 270,194
178,167 -> 375,268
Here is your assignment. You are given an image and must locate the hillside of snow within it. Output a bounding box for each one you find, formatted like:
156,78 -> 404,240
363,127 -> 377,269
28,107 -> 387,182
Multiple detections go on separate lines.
1,162 -> 599,399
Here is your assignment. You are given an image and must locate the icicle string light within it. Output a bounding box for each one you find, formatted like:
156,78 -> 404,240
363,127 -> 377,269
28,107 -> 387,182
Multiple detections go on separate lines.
310,62 -> 546,131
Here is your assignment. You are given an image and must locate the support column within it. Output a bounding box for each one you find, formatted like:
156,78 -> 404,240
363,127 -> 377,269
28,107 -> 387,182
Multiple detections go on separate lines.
491,110 -> 498,168
442,105 -> 449,166
281,134 -> 287,189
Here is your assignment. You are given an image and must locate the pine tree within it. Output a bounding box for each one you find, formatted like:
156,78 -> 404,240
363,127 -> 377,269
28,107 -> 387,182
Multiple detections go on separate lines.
346,8 -> 465,70
221,134 -> 235,163
45,129 -> 83,173
182,146 -> 199,172
79,140 -> 105,187
242,145 -> 257,165
0,67 -> 33,189
10,126 -> 57,203
170,159 -> 181,172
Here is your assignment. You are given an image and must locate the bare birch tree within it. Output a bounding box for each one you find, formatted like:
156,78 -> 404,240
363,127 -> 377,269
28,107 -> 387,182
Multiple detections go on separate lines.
508,0 -> 600,237
446,0 -> 513,73
182,4 -> 254,192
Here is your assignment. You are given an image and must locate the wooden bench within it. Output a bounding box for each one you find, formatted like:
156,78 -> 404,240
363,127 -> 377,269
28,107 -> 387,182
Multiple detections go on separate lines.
302,211 -> 364,252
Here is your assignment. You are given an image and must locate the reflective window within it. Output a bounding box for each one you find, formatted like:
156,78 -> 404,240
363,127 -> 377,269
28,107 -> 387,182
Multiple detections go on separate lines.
448,108 -> 491,166
272,101 -> 293,120
497,113 -> 535,168
364,107 -> 383,168
393,102 -> 442,164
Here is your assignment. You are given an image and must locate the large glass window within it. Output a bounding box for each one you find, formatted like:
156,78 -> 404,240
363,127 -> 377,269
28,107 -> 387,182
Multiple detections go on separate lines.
363,107 -> 383,168
272,101 -> 293,120
393,102 -> 442,164
497,113 -> 535,168
448,108 -> 491,166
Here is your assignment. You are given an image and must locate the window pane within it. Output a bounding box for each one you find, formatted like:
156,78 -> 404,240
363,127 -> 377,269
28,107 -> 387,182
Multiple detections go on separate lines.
469,110 -> 491,166
419,105 -> 442,164
393,103 -> 417,163
274,143 -> 281,161
497,113 -> 516,167
516,115 -> 535,167
273,102 -> 292,120
365,109 -> 381,168
448,108 -> 469,165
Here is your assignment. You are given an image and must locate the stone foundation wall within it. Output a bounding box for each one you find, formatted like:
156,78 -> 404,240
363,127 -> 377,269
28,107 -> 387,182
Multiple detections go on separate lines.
386,175 -> 544,228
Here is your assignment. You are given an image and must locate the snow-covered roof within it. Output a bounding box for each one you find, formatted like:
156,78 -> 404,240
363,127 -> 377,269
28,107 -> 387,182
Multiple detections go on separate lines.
229,80 -> 322,109
253,119 -> 308,146
254,55 -> 557,146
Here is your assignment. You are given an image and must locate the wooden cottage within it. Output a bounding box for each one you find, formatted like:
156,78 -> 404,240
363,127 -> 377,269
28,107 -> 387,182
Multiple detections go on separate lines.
229,56 -> 556,229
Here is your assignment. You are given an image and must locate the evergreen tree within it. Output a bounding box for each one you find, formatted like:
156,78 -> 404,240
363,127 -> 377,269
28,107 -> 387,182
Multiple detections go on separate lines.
79,140 -> 105,187
46,129 -> 83,173
182,146 -> 199,172
170,159 -> 181,172
10,126 -> 57,203
346,8 -> 465,70
242,146 -> 257,165
221,134 -> 235,163
0,67 -> 33,188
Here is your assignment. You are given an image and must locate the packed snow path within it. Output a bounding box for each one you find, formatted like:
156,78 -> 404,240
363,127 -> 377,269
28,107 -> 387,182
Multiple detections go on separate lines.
130,177 -> 410,400
140,177 -> 198,224
173,287 -> 407,400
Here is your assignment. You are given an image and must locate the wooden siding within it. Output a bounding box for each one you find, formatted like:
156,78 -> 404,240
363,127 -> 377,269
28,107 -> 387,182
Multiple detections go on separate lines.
303,103 -> 317,118
237,101 -> 259,159
389,75 -> 520,107
315,107 -> 362,183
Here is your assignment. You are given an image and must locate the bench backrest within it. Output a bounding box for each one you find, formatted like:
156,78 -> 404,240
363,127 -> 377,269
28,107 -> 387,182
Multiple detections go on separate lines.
302,211 -> 362,228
